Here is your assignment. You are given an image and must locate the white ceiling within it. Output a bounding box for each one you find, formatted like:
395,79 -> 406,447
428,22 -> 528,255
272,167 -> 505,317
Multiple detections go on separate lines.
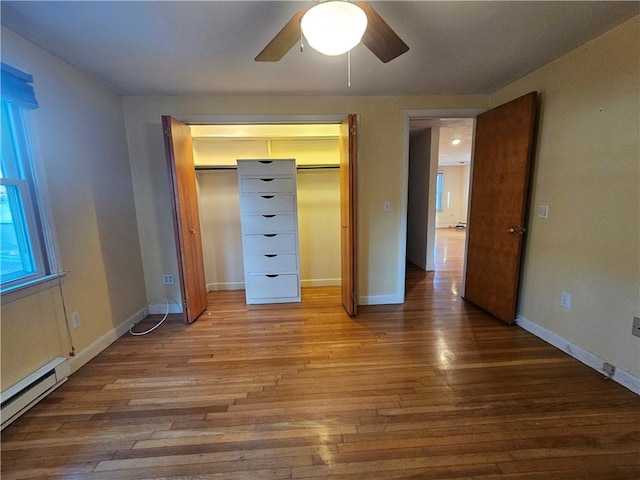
1,1 -> 637,97
410,118 -> 474,166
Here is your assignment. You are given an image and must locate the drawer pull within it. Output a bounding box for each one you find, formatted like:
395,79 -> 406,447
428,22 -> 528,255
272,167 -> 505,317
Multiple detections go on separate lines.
263,234 -> 277,238
260,178 -> 274,182
259,160 -> 273,164
264,254 -> 278,258
262,214 -> 276,218
261,195 -> 275,199
266,274 -> 279,278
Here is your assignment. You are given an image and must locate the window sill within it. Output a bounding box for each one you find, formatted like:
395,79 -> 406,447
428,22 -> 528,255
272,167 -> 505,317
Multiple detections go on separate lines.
1,272 -> 66,304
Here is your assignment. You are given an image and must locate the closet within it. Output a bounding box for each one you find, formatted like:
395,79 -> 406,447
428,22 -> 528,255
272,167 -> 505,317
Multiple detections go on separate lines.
190,124 -> 341,301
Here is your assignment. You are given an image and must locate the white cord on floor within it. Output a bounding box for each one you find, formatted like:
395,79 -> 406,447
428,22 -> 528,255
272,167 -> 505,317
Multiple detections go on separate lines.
129,297 -> 170,336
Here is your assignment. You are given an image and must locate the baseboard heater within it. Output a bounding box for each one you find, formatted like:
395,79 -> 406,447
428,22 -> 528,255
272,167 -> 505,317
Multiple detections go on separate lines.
1,357 -> 70,430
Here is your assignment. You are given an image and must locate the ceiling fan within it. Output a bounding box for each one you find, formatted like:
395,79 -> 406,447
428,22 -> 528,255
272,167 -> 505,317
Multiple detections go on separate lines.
255,1 -> 409,63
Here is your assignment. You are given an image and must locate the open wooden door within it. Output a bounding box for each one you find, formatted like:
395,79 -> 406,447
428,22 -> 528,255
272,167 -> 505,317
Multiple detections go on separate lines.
463,92 -> 538,324
340,114 -> 358,316
162,116 -> 208,324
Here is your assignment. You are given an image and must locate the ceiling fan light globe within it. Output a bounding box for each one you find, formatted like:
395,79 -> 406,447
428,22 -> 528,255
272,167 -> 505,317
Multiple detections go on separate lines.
301,1 -> 368,56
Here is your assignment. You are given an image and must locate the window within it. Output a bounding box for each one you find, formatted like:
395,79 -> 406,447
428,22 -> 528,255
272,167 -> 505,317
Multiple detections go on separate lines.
1,63 -> 57,295
435,171 -> 444,211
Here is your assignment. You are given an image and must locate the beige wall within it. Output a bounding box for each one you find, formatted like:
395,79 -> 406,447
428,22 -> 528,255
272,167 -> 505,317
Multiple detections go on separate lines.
297,169 -> 341,286
196,170 -> 245,290
122,95 -> 487,307
492,16 -> 640,377
0,28 -> 147,390
436,165 -> 470,228
406,129 -> 432,270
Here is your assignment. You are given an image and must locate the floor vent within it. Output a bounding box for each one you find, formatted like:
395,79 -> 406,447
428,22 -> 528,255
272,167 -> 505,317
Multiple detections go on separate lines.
1,357 -> 69,430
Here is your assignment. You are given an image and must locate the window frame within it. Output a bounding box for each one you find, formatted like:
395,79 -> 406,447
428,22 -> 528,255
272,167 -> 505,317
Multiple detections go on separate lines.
1,64 -> 62,302
435,171 -> 444,212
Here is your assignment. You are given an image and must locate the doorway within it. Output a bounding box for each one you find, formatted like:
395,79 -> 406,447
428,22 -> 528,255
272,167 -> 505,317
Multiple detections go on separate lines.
403,94 -> 538,322
404,113 -> 477,291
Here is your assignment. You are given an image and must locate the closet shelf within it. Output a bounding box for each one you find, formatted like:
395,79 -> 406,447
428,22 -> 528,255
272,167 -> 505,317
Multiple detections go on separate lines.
196,164 -> 339,171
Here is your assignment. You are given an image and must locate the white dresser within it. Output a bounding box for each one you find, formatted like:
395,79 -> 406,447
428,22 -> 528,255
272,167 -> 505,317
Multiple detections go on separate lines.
237,159 -> 301,304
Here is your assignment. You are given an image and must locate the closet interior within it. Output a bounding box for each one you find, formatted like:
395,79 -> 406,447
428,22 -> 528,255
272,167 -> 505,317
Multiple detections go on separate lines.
190,124 -> 342,297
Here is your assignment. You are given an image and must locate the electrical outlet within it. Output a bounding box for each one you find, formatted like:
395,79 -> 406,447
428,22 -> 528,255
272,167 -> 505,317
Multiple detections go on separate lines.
603,362 -> 615,377
560,292 -> 571,309
632,316 -> 640,338
71,311 -> 81,329
538,204 -> 549,218
162,274 -> 174,285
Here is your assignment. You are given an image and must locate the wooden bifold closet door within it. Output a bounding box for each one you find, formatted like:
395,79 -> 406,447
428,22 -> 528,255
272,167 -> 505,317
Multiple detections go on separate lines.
340,114 -> 358,317
162,115 -> 207,324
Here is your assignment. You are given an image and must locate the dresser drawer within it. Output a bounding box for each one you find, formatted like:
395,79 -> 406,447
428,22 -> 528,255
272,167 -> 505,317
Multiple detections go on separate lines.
246,274 -> 299,299
240,194 -> 295,213
241,214 -> 295,234
244,253 -> 297,274
237,159 -> 295,176
243,233 -> 297,254
240,177 -> 295,194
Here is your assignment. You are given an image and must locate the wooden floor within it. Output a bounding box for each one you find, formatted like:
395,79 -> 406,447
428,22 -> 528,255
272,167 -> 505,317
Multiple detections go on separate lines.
2,228 -> 639,479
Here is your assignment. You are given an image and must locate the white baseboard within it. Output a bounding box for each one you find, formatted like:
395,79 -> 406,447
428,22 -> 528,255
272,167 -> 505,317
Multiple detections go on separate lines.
148,302 -> 183,314
406,258 -> 435,272
359,294 -> 404,305
517,316 -> 640,395
68,306 -> 147,375
407,256 -> 426,270
207,282 -> 244,291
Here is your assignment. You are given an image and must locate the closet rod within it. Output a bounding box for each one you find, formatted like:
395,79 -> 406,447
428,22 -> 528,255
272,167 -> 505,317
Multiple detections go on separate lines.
298,165 -> 339,170
195,164 -> 339,171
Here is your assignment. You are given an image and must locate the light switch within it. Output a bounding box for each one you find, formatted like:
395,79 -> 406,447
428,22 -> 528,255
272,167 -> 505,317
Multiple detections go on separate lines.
384,201 -> 391,212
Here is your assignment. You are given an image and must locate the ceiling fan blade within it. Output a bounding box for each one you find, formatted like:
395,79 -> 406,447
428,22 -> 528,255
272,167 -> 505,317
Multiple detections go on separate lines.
355,2 -> 409,63
255,9 -> 309,62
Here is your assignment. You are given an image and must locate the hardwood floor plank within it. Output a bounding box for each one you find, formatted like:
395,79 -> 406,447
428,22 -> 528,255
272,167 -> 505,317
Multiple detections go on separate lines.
94,445 -> 332,472
291,453 -> 511,477
475,465 -> 640,480
0,440 -> 136,460
133,424 -> 355,450
0,464 -> 97,480
2,229 -> 638,479
46,467 -> 293,480
498,452 -> 640,473
111,435 -> 342,462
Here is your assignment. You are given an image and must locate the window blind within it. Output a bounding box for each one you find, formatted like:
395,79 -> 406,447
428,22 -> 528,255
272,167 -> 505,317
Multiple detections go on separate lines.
1,63 -> 39,109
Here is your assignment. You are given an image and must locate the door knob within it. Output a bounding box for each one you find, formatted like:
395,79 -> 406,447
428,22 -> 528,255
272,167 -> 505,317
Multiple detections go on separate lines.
508,227 -> 526,235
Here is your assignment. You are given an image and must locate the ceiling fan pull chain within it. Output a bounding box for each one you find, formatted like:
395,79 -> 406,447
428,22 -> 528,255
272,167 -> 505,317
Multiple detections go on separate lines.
348,50 -> 351,88
300,29 -> 304,52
